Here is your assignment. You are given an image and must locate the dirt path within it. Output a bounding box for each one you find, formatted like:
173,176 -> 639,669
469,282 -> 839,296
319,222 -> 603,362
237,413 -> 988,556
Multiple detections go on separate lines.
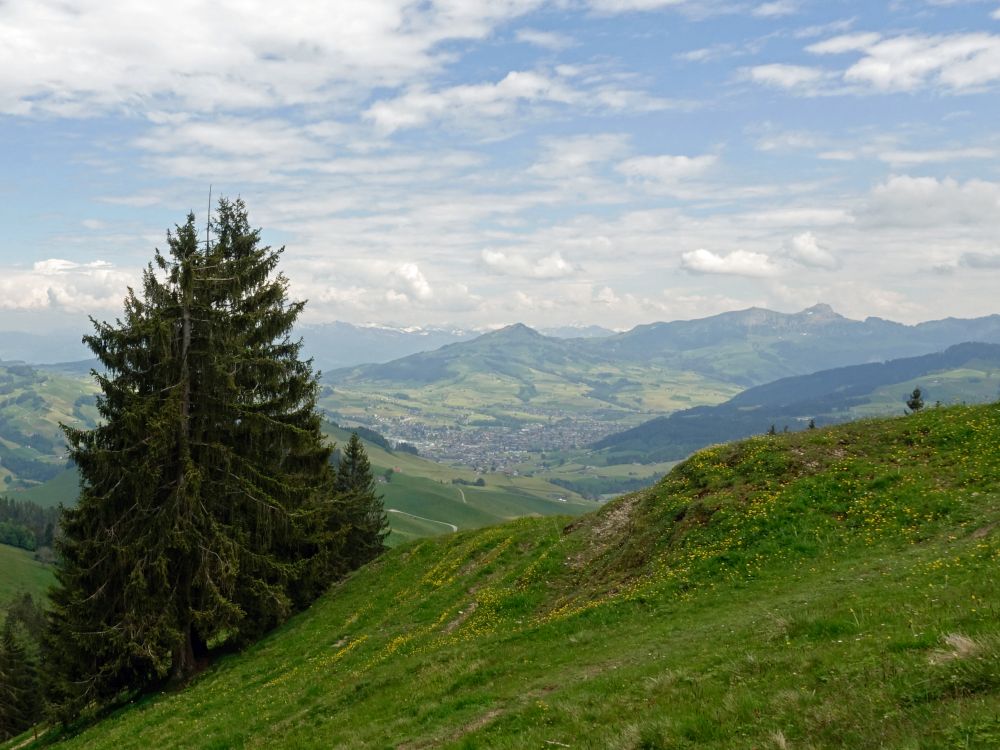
456,486 -> 467,504
387,508 -> 458,533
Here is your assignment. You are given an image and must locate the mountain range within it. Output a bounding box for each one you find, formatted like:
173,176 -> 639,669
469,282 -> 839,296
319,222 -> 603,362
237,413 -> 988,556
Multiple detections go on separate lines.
331,304 -> 1000,388
323,305 -> 1000,456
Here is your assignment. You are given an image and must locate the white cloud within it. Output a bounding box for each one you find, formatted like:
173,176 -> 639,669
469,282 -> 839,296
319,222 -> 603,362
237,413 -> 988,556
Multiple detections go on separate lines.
594,286 -> 620,305
745,63 -> 829,89
515,28 -> 574,50
0,0 -> 547,116
389,262 -> 434,301
741,208 -> 853,227
754,130 -> 824,152
481,249 -> 577,279
785,231 -> 839,269
680,248 -> 780,277
753,32 -> 1000,95
753,2 -> 799,18
365,70 -> 578,133
530,134 -> 631,177
0,259 -> 136,312
616,153 -> 717,182
844,33 -> 1000,92
877,147 -> 998,166
862,175 -> 1000,228
587,0 -> 687,11
807,32 -> 882,55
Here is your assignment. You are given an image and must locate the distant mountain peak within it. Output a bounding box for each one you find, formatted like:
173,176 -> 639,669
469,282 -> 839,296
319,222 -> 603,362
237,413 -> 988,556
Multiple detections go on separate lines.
486,323 -> 542,339
800,303 -> 840,318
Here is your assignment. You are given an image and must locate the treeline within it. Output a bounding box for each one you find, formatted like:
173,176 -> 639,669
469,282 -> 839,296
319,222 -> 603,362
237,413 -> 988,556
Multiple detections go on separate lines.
0,497 -> 59,551
0,449 -> 62,483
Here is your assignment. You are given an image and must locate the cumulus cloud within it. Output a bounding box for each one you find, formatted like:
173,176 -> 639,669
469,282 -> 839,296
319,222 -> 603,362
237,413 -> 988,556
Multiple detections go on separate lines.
481,249 -> 577,279
594,286 -> 620,305
784,232 -> 839,269
0,259 -> 135,312
680,248 -> 780,277
390,262 -> 434,301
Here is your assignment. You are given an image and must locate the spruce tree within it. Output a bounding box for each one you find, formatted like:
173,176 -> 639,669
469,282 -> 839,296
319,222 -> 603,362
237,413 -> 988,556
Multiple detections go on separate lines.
0,620 -> 40,740
334,433 -> 389,569
46,198 -> 347,717
906,387 -> 924,413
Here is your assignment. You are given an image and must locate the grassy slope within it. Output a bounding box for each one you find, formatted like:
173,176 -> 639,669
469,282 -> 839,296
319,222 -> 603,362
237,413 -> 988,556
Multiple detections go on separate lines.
23,405 -> 1000,749
0,543 -> 54,612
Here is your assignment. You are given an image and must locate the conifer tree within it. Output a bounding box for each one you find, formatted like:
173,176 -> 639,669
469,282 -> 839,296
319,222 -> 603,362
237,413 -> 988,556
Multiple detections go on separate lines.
334,433 -> 389,569
46,198 -> 351,717
0,620 -> 40,740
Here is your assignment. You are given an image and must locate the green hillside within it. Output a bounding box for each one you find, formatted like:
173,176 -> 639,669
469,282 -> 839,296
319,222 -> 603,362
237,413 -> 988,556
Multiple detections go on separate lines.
25,404 -> 1000,749
324,323 -> 740,434
0,544 -> 53,613
0,362 -> 96,491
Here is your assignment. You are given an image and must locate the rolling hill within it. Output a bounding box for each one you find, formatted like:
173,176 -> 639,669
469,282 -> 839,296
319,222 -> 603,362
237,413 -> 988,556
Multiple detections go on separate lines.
594,342 -> 1000,464
21,403 -> 1000,749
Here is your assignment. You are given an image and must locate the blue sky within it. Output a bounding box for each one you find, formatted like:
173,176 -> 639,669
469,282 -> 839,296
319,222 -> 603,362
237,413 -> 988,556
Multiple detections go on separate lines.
2,0 -> 1000,333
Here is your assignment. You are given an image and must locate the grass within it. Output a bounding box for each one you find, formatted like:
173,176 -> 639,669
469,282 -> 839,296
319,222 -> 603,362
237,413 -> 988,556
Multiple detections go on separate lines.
14,404 -> 1000,749
15,468 -> 79,509
0,543 -> 54,613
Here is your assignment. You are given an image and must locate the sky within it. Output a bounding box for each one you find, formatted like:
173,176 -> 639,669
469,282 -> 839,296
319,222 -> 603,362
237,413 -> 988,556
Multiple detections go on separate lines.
1,0 -> 1000,333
